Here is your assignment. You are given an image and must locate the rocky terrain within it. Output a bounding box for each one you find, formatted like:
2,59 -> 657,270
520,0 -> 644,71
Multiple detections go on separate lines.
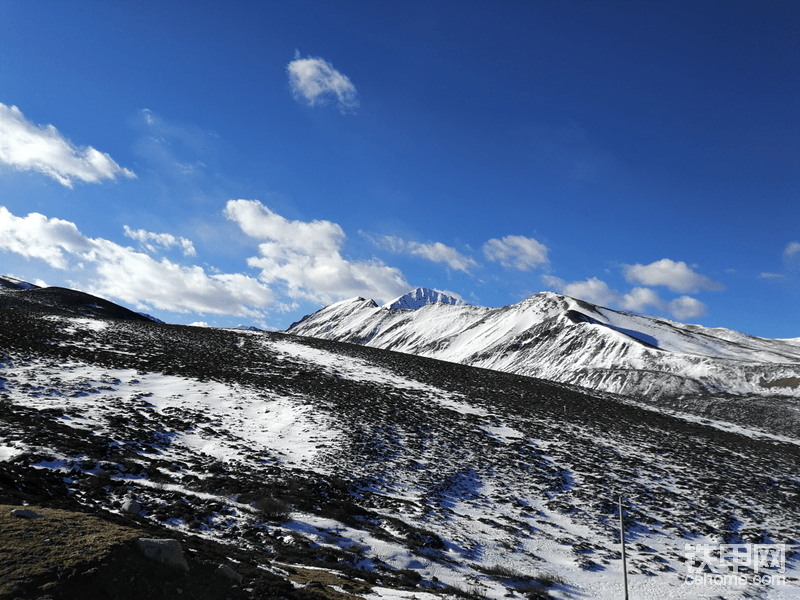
0,280 -> 798,599
287,289 -> 800,437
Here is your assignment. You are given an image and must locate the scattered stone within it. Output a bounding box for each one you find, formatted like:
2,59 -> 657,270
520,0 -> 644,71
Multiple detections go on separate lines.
136,538 -> 189,572
10,508 -> 45,519
121,498 -> 142,515
217,563 -> 243,583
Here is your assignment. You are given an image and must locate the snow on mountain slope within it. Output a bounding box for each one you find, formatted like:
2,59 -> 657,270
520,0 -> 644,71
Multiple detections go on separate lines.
2,302 -> 799,599
287,291 -> 800,430
383,287 -> 466,310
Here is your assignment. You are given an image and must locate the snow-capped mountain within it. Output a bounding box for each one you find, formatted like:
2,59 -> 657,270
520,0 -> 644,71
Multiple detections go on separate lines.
383,287 -> 467,310
2,280 -> 798,599
287,291 -> 800,436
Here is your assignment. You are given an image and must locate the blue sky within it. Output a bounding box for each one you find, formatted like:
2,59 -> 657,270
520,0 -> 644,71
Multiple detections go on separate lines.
0,1 -> 797,337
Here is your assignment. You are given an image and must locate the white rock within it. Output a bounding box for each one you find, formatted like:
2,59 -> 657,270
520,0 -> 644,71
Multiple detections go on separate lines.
121,498 -> 142,515
136,538 -> 189,572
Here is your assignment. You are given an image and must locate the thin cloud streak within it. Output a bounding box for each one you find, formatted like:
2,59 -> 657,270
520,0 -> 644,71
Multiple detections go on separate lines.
123,226 -> 197,257
378,235 -> 478,273
483,235 -> 549,271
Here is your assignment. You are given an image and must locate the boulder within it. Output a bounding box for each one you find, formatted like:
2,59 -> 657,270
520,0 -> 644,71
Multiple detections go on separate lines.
217,564 -> 243,583
136,538 -> 189,572
121,498 -> 142,515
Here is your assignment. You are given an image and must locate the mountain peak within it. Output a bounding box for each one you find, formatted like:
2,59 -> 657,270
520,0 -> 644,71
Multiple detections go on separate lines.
383,287 -> 466,310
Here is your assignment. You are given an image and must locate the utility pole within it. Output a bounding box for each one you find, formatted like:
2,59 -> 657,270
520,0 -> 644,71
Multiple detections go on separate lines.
619,495 -> 629,600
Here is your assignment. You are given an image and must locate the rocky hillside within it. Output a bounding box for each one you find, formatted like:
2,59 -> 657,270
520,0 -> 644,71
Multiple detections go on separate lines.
0,275 -> 154,322
0,282 -> 798,598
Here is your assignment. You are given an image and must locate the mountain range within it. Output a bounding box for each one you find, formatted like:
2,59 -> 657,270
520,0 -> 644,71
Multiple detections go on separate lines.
287,288 -> 800,437
0,277 -> 798,599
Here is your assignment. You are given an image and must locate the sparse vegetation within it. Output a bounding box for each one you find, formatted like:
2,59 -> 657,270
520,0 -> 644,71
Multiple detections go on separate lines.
474,563 -> 527,580
254,495 -> 292,521
510,572 -> 565,600
445,583 -> 488,600
530,571 -> 566,587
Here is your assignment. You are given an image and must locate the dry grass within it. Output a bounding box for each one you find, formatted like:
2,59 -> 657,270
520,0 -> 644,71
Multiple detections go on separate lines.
0,503 -> 140,596
760,377 -> 800,389
275,563 -> 375,600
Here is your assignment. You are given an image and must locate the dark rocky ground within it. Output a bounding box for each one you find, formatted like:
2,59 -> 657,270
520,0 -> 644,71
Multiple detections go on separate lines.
1,285 -> 799,599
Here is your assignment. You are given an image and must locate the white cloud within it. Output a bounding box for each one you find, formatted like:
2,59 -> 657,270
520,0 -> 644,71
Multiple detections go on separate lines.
225,200 -> 408,304
378,235 -> 478,272
784,241 -> 800,257
775,241 -> 800,274
287,53 -> 359,113
0,103 -> 136,187
483,235 -> 549,271
0,207 -> 93,268
619,286 -> 664,313
623,258 -> 724,293
225,199 -> 344,256
88,241 -> 274,317
133,109 -> 219,179
758,272 -> 784,279
542,275 -> 618,307
541,273 -> 707,321
123,226 -> 197,256
0,207 -> 274,318
667,296 -> 707,320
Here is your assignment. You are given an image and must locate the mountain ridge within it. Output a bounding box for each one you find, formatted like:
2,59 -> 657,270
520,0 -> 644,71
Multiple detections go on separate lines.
0,280 -> 156,322
287,289 -> 800,436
